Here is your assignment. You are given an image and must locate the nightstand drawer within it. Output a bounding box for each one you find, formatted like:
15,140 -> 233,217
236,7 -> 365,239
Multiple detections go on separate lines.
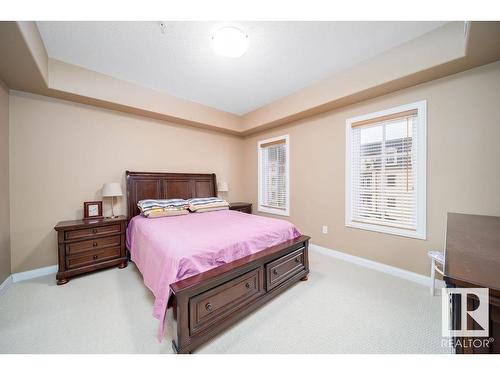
229,203 -> 252,214
65,224 -> 121,240
65,235 -> 121,255
66,246 -> 121,269
233,207 -> 251,214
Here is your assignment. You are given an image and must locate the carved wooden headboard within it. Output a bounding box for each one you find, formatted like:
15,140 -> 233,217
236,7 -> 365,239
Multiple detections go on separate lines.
125,171 -> 217,221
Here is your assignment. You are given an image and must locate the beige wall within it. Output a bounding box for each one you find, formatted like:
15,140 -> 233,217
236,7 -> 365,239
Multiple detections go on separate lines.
242,61 -> 500,276
9,92 -> 244,273
7,61 -> 500,276
0,80 -> 10,282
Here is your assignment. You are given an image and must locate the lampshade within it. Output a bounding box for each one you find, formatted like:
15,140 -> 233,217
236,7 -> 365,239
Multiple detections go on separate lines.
102,182 -> 123,197
218,182 -> 229,192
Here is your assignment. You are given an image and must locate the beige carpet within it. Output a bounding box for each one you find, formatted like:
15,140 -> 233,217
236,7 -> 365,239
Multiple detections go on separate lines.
0,249 -> 449,354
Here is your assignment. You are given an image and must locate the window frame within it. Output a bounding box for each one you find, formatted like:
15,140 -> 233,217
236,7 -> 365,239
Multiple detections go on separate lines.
258,134 -> 290,217
345,101 -> 427,239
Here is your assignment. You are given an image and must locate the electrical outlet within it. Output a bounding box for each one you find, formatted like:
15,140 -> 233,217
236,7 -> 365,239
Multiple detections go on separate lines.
322,225 -> 328,234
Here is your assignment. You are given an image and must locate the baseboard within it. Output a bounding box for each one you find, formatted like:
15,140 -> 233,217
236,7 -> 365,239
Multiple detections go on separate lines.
0,275 -> 13,295
4,247 -> 442,290
309,244 -> 445,289
11,264 -> 58,283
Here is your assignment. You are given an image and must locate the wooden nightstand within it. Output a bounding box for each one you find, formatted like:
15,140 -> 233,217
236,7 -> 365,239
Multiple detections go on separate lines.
229,202 -> 252,214
54,216 -> 128,285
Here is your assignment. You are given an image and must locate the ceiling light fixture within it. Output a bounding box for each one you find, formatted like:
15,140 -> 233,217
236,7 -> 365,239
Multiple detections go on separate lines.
212,26 -> 249,58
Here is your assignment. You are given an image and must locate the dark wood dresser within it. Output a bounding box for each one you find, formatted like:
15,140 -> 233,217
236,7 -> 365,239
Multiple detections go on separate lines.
54,216 -> 128,285
444,212 -> 500,354
229,202 -> 252,214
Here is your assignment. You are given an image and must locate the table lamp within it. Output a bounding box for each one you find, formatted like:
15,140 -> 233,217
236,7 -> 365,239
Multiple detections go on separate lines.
218,181 -> 228,199
102,182 -> 123,218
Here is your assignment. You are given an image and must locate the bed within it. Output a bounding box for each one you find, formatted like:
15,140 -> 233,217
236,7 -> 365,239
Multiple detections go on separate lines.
125,171 -> 310,353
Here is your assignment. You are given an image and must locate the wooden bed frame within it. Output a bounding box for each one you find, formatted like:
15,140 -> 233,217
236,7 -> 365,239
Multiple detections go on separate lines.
126,171 -> 310,354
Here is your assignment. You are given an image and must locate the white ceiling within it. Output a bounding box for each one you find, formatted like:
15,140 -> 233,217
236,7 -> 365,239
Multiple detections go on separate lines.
37,21 -> 447,115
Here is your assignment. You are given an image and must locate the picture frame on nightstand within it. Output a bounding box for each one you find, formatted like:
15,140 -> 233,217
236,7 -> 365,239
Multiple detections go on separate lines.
83,201 -> 103,220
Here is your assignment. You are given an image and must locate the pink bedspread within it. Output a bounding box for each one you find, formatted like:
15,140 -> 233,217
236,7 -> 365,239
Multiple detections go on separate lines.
126,209 -> 301,340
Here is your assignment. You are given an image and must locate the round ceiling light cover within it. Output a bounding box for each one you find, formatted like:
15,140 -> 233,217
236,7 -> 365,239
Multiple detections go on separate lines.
212,26 -> 249,58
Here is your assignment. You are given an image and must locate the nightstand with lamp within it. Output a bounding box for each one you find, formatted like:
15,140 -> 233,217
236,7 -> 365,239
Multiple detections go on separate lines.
53,181 -> 127,285
218,181 -> 252,214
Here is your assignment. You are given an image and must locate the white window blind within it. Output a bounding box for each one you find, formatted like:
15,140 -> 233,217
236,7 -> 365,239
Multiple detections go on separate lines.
258,135 -> 289,216
346,101 -> 426,239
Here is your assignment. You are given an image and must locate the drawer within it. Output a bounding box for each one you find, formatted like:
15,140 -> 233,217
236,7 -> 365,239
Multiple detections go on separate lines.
66,235 -> 121,255
189,267 -> 264,335
230,205 -> 251,214
265,247 -> 305,291
65,224 -> 121,240
66,246 -> 121,269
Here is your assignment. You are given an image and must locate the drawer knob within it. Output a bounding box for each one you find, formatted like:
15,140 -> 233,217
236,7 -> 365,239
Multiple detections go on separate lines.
272,269 -> 278,276
295,257 -> 301,263
93,255 -> 98,260
93,242 -> 98,247
205,303 -> 213,311
245,282 -> 251,289
92,228 -> 97,234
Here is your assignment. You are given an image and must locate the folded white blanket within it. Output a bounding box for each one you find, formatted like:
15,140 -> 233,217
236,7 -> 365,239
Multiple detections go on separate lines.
194,207 -> 229,213
188,197 -> 229,211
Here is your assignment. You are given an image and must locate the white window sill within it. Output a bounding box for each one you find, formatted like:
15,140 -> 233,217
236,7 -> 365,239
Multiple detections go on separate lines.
345,221 -> 426,240
258,205 -> 289,217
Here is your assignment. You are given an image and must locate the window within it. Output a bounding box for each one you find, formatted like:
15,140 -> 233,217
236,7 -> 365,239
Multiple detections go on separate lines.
258,135 -> 289,216
345,101 -> 426,239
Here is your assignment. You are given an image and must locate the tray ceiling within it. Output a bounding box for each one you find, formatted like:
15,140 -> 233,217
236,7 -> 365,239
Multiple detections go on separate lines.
37,21 -> 447,115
